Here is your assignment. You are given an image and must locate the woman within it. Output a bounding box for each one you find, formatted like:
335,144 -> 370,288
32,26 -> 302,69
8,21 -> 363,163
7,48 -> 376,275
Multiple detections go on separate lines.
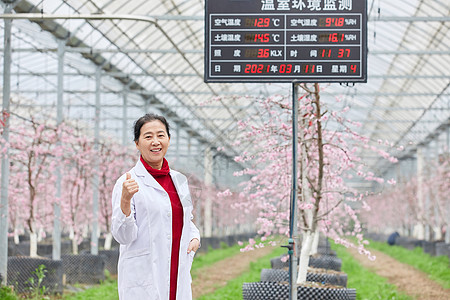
111,113 -> 200,300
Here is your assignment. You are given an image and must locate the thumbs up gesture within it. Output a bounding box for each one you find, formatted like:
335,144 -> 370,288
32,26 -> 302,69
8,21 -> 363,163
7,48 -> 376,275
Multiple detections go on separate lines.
121,172 -> 139,216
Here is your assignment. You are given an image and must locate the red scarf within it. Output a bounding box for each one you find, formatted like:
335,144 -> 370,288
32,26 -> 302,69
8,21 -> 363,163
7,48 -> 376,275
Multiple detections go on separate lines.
140,156 -> 183,300
140,156 -> 170,176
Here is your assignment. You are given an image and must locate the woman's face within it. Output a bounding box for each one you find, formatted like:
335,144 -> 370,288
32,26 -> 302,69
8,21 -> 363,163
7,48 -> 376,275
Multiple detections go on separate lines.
135,120 -> 170,169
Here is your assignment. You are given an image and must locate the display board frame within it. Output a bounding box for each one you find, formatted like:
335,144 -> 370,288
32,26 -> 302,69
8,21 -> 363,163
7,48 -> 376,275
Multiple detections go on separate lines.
204,0 -> 368,83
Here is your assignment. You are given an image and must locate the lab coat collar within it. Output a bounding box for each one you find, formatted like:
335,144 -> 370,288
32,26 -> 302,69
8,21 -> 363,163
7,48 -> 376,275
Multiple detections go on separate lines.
134,159 -> 165,191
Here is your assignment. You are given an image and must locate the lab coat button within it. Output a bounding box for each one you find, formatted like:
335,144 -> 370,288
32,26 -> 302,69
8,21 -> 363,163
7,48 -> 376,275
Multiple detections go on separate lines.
167,234 -> 171,240
167,212 -> 171,217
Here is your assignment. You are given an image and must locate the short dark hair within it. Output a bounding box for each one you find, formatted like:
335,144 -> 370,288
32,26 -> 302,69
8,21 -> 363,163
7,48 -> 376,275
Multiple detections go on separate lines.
133,113 -> 170,141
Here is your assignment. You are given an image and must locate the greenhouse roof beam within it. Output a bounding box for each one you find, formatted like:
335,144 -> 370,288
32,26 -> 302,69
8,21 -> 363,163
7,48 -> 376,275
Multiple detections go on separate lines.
369,16 -> 450,22
10,89 -> 447,98
18,103 -> 446,112
4,13 -> 447,22
371,50 -> 450,55
6,70 -> 449,80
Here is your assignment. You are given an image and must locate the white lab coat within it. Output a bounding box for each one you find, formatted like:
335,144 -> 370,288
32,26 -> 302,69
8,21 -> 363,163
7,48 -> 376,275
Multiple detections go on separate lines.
111,159 -> 201,300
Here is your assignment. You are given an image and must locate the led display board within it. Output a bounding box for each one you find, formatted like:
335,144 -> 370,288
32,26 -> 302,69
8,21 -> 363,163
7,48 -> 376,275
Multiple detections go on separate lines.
205,0 -> 367,83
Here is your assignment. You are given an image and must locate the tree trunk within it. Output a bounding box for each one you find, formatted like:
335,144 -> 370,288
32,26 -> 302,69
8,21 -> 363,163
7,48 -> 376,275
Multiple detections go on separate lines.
30,231 -> 38,257
70,227 -> 79,254
37,227 -> 44,242
310,228 -> 320,255
72,237 -> 79,255
82,224 -> 89,239
297,230 -> 314,284
414,223 -> 425,240
14,228 -> 20,244
104,232 -> 113,250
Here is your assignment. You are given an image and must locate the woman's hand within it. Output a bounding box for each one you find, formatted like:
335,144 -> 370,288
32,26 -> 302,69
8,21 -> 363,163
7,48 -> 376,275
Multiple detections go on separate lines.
121,172 -> 139,216
187,238 -> 200,254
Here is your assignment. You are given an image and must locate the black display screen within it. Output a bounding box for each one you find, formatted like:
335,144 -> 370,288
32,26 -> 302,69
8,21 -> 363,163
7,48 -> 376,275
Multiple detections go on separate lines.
205,0 -> 367,83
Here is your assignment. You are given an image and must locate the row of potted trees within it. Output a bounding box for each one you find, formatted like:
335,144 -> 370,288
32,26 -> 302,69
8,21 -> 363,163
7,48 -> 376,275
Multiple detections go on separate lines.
243,237 -> 355,299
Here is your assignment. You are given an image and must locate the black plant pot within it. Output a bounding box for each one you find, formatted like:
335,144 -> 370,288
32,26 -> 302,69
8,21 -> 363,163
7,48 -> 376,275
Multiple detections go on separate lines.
418,240 -> 436,255
61,254 -> 105,284
243,281 -> 356,300
435,242 -> 450,259
309,255 -> 342,271
13,242 -> 31,256
7,257 -> 63,294
395,237 -> 417,250
316,246 -> 337,256
99,249 -> 119,275
270,254 -> 342,271
261,268 -> 347,287
271,256 -> 289,269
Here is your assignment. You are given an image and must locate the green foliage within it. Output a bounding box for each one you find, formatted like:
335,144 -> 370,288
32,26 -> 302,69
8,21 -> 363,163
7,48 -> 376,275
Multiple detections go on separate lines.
220,241 -> 229,249
367,240 -> 450,289
0,286 -> 18,300
102,270 -> 116,285
195,246 -> 286,299
26,264 -> 50,300
62,280 -> 118,300
331,243 -> 412,300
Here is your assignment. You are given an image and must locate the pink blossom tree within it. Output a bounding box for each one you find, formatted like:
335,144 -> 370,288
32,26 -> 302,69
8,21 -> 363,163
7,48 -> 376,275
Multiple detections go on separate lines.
229,84 -> 398,284
363,179 -> 417,235
363,153 -> 449,240
422,156 -> 449,239
59,125 -> 95,254
1,115 -> 61,257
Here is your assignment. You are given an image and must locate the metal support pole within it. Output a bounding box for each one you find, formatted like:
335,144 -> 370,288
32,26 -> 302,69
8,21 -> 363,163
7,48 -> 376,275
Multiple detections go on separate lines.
289,83 -> 299,300
0,3 -> 12,285
144,96 -> 150,113
416,146 -> 425,240
122,88 -> 128,146
52,39 -> 64,260
187,133 -> 192,170
446,126 -> 450,244
432,139 -> 441,240
204,147 -> 213,237
175,124 -> 180,160
424,144 -> 430,241
190,136 -> 202,228
91,67 -> 101,255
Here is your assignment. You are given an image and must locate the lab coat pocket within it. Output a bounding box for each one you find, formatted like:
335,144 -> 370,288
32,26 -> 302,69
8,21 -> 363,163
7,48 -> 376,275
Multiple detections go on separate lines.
122,248 -> 152,288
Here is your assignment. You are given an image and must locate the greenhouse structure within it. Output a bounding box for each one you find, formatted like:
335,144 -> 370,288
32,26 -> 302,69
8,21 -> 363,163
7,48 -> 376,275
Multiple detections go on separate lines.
0,0 -> 449,299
